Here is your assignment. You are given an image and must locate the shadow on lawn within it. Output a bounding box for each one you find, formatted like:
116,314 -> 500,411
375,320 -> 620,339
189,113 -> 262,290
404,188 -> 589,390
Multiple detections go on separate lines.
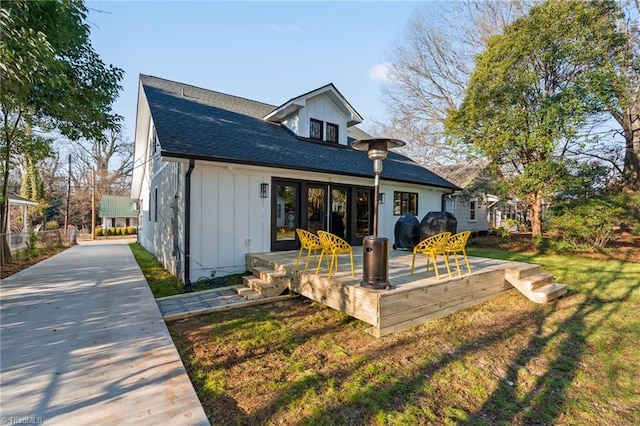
175,263 -> 639,425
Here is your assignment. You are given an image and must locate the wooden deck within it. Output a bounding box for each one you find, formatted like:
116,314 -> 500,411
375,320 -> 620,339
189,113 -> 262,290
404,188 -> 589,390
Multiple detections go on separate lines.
245,247 -> 566,337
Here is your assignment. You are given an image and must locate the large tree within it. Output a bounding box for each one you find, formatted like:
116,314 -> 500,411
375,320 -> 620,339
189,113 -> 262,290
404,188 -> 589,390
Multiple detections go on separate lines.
376,0 -> 532,166
615,0 -> 639,190
0,0 -> 123,258
445,0 -> 627,237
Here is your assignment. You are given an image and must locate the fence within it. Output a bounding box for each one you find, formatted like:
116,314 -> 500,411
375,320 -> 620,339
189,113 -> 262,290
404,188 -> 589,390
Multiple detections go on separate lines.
1,229 -> 71,265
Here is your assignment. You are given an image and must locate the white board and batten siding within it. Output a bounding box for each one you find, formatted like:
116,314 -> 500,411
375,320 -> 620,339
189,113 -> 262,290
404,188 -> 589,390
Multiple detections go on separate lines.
283,94 -> 349,145
190,164 -> 270,280
189,162 -> 450,278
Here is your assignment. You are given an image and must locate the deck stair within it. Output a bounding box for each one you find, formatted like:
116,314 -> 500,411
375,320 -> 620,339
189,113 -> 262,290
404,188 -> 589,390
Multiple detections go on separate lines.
234,265 -> 291,301
505,264 -> 567,303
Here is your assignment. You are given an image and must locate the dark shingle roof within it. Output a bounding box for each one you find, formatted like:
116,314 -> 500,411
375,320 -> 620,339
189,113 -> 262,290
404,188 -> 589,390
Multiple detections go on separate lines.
431,161 -> 489,189
140,75 -> 458,190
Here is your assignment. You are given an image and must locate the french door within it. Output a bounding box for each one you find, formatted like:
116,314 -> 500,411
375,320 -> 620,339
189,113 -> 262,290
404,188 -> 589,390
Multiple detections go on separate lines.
271,178 -> 372,251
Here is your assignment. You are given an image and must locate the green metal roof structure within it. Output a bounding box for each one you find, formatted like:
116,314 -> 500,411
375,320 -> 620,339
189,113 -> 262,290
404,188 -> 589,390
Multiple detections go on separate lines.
99,195 -> 138,218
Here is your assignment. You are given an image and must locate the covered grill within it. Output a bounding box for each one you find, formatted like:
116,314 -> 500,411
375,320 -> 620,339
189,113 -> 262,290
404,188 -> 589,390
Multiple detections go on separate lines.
392,212 -> 421,250
420,211 -> 457,239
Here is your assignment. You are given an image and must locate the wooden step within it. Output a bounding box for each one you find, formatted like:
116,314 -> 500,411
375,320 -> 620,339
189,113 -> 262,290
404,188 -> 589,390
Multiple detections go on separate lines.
243,270 -> 291,298
504,264 -> 567,304
243,276 -> 275,292
526,283 -> 568,303
506,264 -> 541,280
521,273 -> 554,291
234,286 -> 264,301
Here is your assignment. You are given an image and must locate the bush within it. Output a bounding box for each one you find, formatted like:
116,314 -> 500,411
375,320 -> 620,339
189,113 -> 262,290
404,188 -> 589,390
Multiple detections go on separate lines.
46,220 -> 59,230
107,228 -> 115,236
549,198 -> 623,250
94,228 -> 103,237
126,226 -> 136,234
495,227 -> 512,239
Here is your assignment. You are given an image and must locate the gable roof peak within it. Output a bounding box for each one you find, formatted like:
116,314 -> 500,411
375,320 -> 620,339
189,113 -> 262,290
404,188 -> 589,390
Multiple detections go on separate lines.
264,82 -> 363,126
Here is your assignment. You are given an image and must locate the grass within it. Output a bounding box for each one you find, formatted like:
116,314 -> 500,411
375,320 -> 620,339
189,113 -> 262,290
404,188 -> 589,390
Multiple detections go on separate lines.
128,242 -> 248,297
168,249 -> 640,425
128,242 -> 183,298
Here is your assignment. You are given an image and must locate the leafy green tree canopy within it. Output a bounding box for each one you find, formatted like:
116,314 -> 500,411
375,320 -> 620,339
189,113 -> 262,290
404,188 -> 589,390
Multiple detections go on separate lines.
1,0 -> 124,139
445,0 -> 627,236
0,0 -> 123,256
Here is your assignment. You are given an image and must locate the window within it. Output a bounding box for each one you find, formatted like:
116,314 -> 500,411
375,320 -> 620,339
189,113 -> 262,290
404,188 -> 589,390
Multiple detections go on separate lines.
154,187 -> 158,223
393,191 -> 418,216
326,123 -> 338,143
310,119 -> 323,140
469,199 -> 477,222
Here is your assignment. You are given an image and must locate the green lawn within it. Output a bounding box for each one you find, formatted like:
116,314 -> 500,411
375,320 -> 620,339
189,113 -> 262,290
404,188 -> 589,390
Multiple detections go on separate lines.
167,248 -> 639,425
129,242 -> 183,298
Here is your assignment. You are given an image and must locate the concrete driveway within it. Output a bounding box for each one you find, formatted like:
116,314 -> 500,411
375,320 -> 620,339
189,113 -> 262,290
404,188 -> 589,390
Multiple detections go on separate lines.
0,239 -> 209,425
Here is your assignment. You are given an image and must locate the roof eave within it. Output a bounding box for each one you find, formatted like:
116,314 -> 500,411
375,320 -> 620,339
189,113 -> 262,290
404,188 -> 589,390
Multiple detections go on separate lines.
160,151 -> 459,191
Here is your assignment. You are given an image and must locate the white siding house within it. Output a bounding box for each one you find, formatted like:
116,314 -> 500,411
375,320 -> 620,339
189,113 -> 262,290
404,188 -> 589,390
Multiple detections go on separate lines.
131,75 -> 458,286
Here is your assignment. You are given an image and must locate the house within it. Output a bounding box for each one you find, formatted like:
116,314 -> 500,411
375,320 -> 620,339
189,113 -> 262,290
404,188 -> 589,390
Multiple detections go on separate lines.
433,161 -> 525,233
98,195 -> 139,230
4,193 -> 38,254
131,75 -> 459,284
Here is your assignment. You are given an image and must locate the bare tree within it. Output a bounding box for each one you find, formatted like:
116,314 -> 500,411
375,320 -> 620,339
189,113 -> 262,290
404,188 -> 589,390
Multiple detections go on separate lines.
377,0 -> 533,167
62,129 -> 133,231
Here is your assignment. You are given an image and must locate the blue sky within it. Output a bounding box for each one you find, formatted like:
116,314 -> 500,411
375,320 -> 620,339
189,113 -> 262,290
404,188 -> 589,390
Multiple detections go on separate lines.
86,1 -> 436,142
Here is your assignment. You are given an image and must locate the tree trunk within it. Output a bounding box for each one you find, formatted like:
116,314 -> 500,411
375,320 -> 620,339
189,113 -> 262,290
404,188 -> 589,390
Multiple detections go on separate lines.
530,190 -> 543,238
622,103 -> 640,192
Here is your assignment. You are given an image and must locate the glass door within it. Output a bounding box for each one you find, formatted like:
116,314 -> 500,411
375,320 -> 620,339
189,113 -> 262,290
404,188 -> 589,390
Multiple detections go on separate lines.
307,185 -> 327,234
272,180 -> 299,251
330,187 -> 348,240
355,189 -> 371,244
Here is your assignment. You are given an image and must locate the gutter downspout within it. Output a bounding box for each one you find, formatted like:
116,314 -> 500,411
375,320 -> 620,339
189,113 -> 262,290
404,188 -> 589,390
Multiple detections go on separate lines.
441,190 -> 456,212
184,159 -> 195,292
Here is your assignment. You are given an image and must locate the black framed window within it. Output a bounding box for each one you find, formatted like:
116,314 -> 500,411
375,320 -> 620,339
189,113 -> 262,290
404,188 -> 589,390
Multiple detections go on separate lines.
393,191 -> 418,216
469,199 -> 477,221
310,119 -> 323,140
326,123 -> 338,143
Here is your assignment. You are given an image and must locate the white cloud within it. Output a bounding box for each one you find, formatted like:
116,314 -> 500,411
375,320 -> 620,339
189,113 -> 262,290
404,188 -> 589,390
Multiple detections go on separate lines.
270,25 -> 301,32
369,62 -> 392,82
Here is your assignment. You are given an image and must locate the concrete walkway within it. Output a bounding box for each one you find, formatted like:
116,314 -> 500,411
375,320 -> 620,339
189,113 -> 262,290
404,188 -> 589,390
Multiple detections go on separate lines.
0,239 -> 209,425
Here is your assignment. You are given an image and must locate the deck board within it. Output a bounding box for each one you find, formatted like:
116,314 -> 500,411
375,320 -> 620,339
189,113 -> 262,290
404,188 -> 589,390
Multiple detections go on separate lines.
246,248 -> 527,337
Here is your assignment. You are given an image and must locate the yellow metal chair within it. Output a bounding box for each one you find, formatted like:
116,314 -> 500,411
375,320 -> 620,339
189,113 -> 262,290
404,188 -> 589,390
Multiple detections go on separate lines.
442,231 -> 472,276
295,228 -> 323,272
316,230 -> 355,279
410,232 -> 451,279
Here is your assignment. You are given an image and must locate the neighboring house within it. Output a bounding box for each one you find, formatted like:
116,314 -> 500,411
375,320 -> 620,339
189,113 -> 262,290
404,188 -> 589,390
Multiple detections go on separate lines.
99,195 -> 139,229
4,194 -> 38,253
131,75 -> 459,283
433,162 -> 502,234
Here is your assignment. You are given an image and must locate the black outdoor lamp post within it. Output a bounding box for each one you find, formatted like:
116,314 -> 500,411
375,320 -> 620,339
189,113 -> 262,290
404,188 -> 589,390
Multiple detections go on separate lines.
351,138 -> 406,290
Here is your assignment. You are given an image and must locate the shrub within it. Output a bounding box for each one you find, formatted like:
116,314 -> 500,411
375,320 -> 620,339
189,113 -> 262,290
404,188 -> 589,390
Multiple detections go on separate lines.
107,228 -> 115,236
495,227 -> 512,239
46,220 -> 59,230
121,227 -> 128,235
549,198 -> 623,250
126,226 -> 136,234
95,228 -> 103,237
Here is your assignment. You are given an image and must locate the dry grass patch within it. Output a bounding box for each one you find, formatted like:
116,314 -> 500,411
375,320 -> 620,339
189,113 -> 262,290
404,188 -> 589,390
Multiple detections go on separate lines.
170,251 -> 639,425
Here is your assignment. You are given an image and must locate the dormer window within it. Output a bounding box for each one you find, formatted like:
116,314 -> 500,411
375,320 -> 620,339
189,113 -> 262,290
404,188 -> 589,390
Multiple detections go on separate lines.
326,123 -> 338,143
310,119 -> 323,140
